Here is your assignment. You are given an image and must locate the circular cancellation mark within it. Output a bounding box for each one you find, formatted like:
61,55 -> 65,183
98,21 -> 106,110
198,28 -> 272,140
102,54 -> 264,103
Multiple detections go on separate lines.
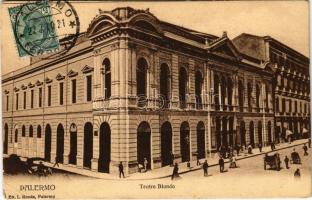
14,0 -> 80,59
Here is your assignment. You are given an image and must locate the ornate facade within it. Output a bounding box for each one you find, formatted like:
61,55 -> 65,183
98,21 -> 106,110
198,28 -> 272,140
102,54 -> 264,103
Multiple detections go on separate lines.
233,33 -> 310,142
2,7 -> 306,175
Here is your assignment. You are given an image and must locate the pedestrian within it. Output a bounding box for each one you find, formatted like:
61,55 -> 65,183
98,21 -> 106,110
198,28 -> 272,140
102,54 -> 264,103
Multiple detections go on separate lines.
235,144 -> 240,156
53,156 -> 59,168
203,160 -> 208,177
230,155 -> 237,168
294,168 -> 301,178
119,161 -> 125,178
196,154 -> 201,166
284,156 -> 289,169
37,161 -> 45,176
247,144 -> 253,154
143,158 -> 148,172
171,163 -> 179,180
219,157 -> 224,173
303,144 -> 308,156
258,143 -> 262,153
270,142 -> 274,151
308,138 -> 311,148
170,151 -> 174,167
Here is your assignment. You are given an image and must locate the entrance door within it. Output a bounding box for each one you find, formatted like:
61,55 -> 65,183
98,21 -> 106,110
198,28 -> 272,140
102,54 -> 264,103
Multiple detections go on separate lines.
98,123 -> 111,173
56,124 -> 64,163
44,124 -> 52,161
137,122 -> 151,169
180,121 -> 190,162
69,132 -> 77,165
197,122 -> 205,159
161,122 -> 172,167
83,122 -> 93,169
3,124 -> 8,154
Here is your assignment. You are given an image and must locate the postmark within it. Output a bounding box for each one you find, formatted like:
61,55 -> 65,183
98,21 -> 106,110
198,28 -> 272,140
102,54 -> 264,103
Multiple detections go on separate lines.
8,0 -> 80,58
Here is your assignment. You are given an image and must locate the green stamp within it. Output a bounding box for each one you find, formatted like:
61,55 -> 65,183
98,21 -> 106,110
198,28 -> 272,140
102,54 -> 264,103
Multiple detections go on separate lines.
9,1 -> 59,57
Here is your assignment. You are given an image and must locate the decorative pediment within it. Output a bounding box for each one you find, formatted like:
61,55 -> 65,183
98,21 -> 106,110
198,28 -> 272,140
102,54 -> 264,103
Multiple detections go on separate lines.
67,70 -> 78,78
45,77 -> 53,84
28,82 -> 35,88
36,80 -> 43,86
14,87 -> 19,92
4,89 -> 10,94
56,73 -> 65,81
207,36 -> 241,60
81,65 -> 94,74
21,84 -> 27,90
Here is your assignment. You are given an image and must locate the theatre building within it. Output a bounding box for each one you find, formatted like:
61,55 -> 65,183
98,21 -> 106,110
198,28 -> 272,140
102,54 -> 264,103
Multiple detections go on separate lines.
233,34 -> 310,142
3,7 -> 276,174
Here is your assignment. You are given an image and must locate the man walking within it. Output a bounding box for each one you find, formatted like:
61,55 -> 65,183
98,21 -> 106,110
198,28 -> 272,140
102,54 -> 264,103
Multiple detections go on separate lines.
284,156 -> 289,169
119,162 -> 125,178
143,158 -> 148,172
258,143 -> 262,153
303,144 -> 308,156
219,157 -> 224,173
308,138 -> 311,148
171,163 -> 179,180
203,160 -> 208,177
53,156 -> 59,168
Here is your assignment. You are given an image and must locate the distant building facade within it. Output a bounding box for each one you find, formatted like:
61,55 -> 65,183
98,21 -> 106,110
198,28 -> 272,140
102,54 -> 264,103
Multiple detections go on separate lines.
233,34 -> 310,142
2,7 -> 307,174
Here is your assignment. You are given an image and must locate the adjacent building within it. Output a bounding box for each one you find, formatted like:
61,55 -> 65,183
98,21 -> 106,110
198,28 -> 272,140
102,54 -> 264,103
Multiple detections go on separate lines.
233,33 -> 310,142
2,7 -> 308,174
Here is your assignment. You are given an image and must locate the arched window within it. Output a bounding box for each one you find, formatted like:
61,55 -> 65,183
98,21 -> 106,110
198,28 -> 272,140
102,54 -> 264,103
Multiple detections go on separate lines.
160,63 -> 170,108
247,82 -> 253,112
179,67 -> 188,109
15,129 -> 18,143
238,80 -> 244,112
29,125 -> 33,137
221,76 -> 226,110
265,84 -> 269,112
137,58 -> 148,107
22,125 -> 26,137
103,58 -> 111,99
214,75 -> 220,110
256,84 -> 260,112
37,125 -> 42,138
195,71 -> 203,109
227,78 -> 233,110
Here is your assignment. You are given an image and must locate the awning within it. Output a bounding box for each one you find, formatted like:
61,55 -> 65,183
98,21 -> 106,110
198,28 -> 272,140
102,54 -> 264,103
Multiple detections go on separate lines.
302,128 -> 309,134
286,130 -> 293,137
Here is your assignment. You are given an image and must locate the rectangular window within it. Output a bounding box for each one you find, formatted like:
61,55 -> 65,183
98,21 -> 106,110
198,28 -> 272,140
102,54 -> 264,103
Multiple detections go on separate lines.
295,101 -> 297,113
38,88 -> 42,107
30,90 -> 34,108
48,85 -> 51,106
282,98 -> 286,113
59,82 -> 64,105
6,96 -> 9,111
86,75 -> 92,101
23,91 -> 26,109
16,93 -> 19,110
72,79 -> 76,103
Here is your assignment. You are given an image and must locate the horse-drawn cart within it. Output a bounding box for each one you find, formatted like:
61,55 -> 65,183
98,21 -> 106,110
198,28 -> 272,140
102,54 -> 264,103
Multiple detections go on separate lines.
264,153 -> 281,171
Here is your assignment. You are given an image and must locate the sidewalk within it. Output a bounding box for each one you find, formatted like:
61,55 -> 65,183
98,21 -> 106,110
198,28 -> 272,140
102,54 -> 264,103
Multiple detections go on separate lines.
31,139 -> 309,180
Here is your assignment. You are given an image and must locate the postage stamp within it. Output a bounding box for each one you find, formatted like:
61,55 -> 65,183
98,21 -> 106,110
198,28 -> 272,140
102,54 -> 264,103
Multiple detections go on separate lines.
8,1 -> 59,57
8,0 -> 80,58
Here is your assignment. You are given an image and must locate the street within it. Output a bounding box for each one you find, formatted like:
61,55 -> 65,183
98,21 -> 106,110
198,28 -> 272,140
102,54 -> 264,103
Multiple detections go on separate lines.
4,143 -> 311,198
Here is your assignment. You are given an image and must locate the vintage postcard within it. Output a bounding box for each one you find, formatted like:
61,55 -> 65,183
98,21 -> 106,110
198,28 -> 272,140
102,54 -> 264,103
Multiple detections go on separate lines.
0,0 -> 311,199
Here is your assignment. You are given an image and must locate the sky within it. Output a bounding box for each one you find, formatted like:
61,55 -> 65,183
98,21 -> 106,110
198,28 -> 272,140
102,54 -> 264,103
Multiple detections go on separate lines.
0,1 -> 309,75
